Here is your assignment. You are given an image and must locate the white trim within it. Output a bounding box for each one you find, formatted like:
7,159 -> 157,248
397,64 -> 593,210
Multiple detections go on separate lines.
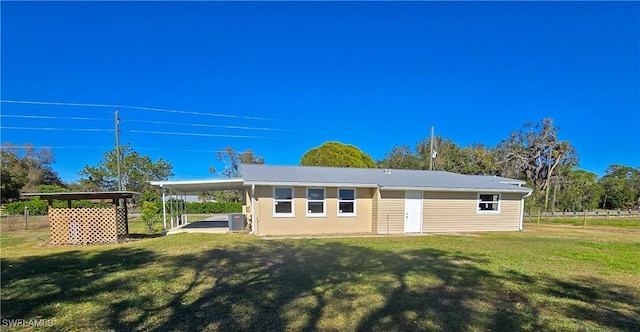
150,178 -> 244,186
161,186 -> 167,231
273,187 -> 294,218
306,187 -> 326,217
245,181 -> 378,188
477,193 -> 501,214
520,191 -> 532,231
382,186 -> 530,193
337,188 -> 357,217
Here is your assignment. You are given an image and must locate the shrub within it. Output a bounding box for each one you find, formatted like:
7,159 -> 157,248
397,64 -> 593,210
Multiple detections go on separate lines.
140,201 -> 161,234
184,202 -> 242,214
3,199 -> 113,215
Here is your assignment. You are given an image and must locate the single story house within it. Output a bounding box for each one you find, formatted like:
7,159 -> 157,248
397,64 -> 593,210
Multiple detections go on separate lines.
151,164 -> 532,236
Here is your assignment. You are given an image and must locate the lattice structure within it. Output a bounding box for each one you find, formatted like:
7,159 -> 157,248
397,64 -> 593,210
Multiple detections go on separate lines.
116,207 -> 128,236
49,206 -> 121,245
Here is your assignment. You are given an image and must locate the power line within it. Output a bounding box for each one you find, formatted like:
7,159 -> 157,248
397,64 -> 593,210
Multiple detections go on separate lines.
1,114 -> 109,121
0,126 -> 113,132
1,99 -> 273,121
127,129 -> 271,139
1,113 -> 294,132
124,119 -> 285,131
0,144 -> 268,155
1,145 -> 114,149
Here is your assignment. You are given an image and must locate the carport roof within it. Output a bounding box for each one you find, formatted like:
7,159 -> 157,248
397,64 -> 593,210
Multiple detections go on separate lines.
149,179 -> 244,193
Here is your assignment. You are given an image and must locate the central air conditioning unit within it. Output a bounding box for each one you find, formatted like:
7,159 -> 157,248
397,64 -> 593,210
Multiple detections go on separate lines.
228,213 -> 246,232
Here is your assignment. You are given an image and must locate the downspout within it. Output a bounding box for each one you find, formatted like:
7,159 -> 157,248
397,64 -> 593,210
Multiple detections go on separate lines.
249,184 -> 256,235
520,191 -> 532,231
161,186 -> 167,231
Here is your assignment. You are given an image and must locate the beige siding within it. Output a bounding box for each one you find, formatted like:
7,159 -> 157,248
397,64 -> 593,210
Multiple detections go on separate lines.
253,186 -> 374,236
377,191 -> 405,234
423,192 -> 523,232
371,188 -> 380,233
243,187 -> 253,227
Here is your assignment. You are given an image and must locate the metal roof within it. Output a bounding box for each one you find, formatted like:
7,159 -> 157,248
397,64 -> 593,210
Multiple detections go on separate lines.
149,178 -> 244,192
148,165 -> 532,194
239,164 -> 532,193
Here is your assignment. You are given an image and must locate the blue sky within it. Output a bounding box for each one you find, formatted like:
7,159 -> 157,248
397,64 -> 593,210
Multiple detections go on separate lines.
1,1 -> 638,183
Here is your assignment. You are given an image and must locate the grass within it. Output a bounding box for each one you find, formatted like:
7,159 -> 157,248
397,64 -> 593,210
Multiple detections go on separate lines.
1,225 -> 639,331
0,215 -> 49,232
525,216 -> 640,228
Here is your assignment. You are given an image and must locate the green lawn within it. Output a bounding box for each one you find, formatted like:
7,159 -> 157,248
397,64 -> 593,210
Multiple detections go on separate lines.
1,225 -> 639,331
525,216 -> 640,228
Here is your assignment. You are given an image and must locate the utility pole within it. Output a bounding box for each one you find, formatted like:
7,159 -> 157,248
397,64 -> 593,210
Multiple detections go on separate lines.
429,126 -> 435,171
115,108 -> 122,191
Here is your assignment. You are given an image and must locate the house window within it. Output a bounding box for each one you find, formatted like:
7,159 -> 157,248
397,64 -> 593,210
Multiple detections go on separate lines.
307,188 -> 326,217
338,188 -> 356,217
478,193 -> 500,213
274,187 -> 294,217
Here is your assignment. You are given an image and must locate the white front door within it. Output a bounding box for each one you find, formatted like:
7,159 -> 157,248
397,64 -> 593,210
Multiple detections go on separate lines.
404,191 -> 422,233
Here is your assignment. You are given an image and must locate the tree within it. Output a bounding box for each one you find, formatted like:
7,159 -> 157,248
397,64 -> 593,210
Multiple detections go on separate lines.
377,145 -> 422,169
459,144 -> 498,175
210,147 -> 265,178
1,145 -> 28,202
494,118 -> 578,211
35,184 -> 70,193
208,147 -> 265,202
79,144 -> 173,197
1,143 -> 65,202
598,164 -> 639,210
554,169 -> 603,212
300,142 -> 376,168
378,139 -> 497,175
416,137 -> 467,173
377,145 -> 421,169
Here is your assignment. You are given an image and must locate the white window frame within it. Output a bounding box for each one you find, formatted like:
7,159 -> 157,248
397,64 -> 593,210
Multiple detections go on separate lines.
477,193 -> 501,214
338,188 -> 357,217
306,187 -> 326,217
273,187 -> 294,218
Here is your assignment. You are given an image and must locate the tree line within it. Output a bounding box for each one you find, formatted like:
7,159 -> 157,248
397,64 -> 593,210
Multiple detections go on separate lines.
374,119 -> 638,212
2,118 -> 638,212
297,118 -> 639,212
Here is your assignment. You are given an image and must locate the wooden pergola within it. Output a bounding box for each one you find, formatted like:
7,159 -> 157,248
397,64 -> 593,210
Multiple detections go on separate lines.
23,191 -> 138,245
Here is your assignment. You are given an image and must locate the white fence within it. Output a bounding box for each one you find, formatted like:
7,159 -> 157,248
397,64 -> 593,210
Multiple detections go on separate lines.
525,210 -> 640,218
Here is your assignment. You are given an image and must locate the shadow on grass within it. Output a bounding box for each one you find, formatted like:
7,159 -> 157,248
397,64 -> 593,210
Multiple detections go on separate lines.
1,239 -> 639,331
127,233 -> 164,239
1,247 -> 156,327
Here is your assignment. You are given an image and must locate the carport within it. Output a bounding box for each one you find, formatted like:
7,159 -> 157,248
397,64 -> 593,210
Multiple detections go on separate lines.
149,179 -> 245,232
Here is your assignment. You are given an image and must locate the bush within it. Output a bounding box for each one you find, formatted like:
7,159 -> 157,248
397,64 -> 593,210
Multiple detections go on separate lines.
183,202 -> 242,214
140,201 -> 161,234
3,199 -> 48,215
2,199 -> 113,215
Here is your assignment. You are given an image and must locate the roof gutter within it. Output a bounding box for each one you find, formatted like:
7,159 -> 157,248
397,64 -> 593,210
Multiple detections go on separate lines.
520,190 -> 533,231
244,181 -> 378,188
380,186 -> 533,194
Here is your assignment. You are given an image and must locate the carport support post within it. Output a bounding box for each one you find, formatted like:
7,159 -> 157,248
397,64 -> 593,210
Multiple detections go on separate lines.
181,193 -> 186,225
161,186 -> 167,231
169,190 -> 175,229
